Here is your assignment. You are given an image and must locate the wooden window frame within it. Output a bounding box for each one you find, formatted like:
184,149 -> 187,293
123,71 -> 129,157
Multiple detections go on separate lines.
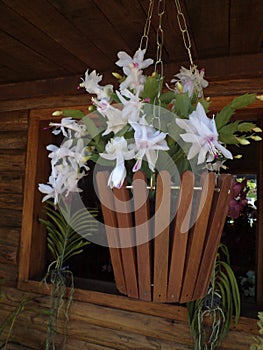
18,100 -> 263,318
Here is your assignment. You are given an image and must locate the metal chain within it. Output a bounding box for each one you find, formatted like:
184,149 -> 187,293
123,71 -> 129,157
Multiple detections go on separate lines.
154,0 -> 165,78
153,0 -> 166,128
174,0 -> 194,66
139,0 -> 155,52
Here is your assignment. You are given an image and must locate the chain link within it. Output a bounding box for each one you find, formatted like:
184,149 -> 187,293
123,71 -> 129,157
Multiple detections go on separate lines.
139,0 -> 155,52
153,0 -> 166,128
174,0 -> 194,66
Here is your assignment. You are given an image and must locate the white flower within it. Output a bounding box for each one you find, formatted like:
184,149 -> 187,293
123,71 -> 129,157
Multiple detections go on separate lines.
50,117 -> 87,138
79,69 -> 113,101
116,89 -> 142,123
39,174 -> 64,204
176,102 -> 233,164
131,117 -> 169,172
116,49 -> 153,94
100,137 -> 135,188
93,98 -> 127,135
171,66 -> 208,98
116,49 -> 153,76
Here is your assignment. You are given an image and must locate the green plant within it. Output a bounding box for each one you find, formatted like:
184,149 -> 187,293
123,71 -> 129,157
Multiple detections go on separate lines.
187,243 -> 240,349
250,312 -> 263,350
40,201 -> 98,350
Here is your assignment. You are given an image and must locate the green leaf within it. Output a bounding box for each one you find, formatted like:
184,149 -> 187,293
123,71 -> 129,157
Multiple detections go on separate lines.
62,109 -> 86,119
238,122 -> 258,132
230,93 -> 256,110
173,93 -> 194,118
140,75 -> 160,102
160,91 -> 176,105
215,106 -> 234,130
82,115 -> 101,139
218,121 -> 240,145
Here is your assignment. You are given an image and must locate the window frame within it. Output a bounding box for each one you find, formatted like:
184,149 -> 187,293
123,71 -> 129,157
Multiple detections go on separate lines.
17,101 -> 263,315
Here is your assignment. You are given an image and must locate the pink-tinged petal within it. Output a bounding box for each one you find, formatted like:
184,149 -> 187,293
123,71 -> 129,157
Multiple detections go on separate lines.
214,142 -> 233,160
133,158 -> 142,172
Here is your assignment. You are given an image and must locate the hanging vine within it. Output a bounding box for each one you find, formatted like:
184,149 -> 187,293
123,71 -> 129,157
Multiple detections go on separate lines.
187,243 -> 240,349
40,201 -> 98,350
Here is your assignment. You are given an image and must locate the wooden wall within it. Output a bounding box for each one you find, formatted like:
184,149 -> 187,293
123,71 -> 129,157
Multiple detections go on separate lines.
0,78 -> 262,349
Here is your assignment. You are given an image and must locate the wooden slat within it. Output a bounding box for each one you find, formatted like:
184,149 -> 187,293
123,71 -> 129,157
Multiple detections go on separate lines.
0,243 -> 17,265
2,0 -> 111,71
0,209 -> 22,227
0,131 -> 27,150
179,172 -> 215,303
0,152 -> 25,172
0,227 -> 20,247
95,171 -> 127,295
0,30 -> 67,78
133,171 -> 152,301
0,173 -> 24,194
167,170 -> 194,302
193,174 -> 233,299
113,184 -> 138,298
229,0 -> 263,54
153,170 -> 171,302
0,193 -> 23,210
0,1 -> 86,73
0,110 -> 28,131
50,0 -> 131,61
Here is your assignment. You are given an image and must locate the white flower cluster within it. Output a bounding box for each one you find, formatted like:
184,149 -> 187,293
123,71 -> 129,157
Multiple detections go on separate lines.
171,65 -> 208,98
38,122 -> 90,204
79,49 -> 168,189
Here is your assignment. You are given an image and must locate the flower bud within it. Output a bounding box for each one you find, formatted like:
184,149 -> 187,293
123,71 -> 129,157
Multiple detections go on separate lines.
52,110 -> 63,116
256,94 -> 263,101
177,82 -> 183,93
236,137 -> 250,145
253,127 -> 262,133
88,105 -> 95,112
250,135 -> 262,141
112,72 -> 123,80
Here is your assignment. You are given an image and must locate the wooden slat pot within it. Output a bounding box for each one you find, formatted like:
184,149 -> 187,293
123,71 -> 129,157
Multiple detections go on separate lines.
96,170 -> 232,303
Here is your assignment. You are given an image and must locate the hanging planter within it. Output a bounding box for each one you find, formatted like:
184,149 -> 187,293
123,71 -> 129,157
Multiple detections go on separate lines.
38,0 -> 262,307
96,169 -> 232,303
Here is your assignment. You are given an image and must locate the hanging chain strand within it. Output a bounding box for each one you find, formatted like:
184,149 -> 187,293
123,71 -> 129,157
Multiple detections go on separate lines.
174,0 -> 194,67
139,0 -> 155,52
153,0 -> 166,129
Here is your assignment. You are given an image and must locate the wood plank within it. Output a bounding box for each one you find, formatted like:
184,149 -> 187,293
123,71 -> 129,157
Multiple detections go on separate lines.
256,119 -> 263,308
0,173 -> 24,194
0,73 -> 263,107
95,171 -> 127,295
0,1 -> 86,73
185,0 -> 229,58
0,243 -> 17,265
0,193 -> 23,210
50,0 -> 131,61
0,30 -> 67,78
0,152 -> 25,172
153,171 -> 171,302
229,0 -> 263,55
0,263 -> 17,286
193,174 -> 233,299
0,209 -> 22,227
179,172 -> 215,303
113,184 -> 138,299
0,110 -> 28,131
133,171 -> 152,301
0,95 -> 90,113
167,170 -> 194,302
0,227 -> 20,247
2,0 -> 111,71
0,131 -> 27,150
